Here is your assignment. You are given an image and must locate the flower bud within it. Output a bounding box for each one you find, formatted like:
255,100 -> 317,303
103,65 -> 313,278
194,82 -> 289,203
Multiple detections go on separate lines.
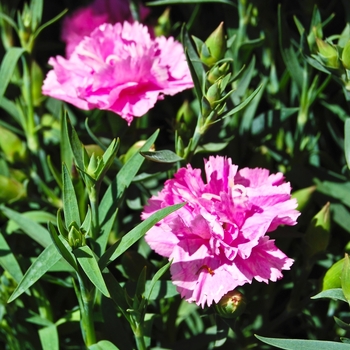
303,202 -> 331,258
206,82 -> 221,107
207,62 -> 230,84
291,185 -> 316,212
316,38 -> 341,69
176,100 -> 195,124
342,40 -> 350,70
31,60 -> 44,107
68,226 -> 86,250
214,290 -> 246,319
154,7 -> 171,37
0,126 -> 27,164
200,22 -> 226,67
0,175 -> 26,204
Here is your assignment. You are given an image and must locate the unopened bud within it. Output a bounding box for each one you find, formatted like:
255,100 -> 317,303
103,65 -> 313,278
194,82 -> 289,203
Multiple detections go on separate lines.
200,22 -> 226,67
207,62 -> 230,84
154,7 -> 171,37
214,290 -> 246,319
68,226 -> 85,250
342,40 -> 350,70
316,38 -> 341,69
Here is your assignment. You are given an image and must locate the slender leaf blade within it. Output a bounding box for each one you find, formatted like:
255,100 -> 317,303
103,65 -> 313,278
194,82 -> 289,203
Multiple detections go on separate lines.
99,203 -> 184,269
38,325 -> 59,350
8,243 -> 61,302
255,335 -> 350,349
74,245 -> 110,297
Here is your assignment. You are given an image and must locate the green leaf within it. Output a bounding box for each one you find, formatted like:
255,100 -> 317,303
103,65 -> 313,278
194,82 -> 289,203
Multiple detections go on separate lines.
74,245 -> 110,297
31,0 -> 43,27
0,47 -> 25,103
33,9 -> 68,41
345,119 -> 350,170
342,254 -> 350,303
96,130 -> 159,255
1,206 -> 52,247
8,243 -> 61,302
38,325 -> 59,350
278,5 -> 303,91
48,222 -> 78,271
62,163 -> 81,227
89,340 -> 120,350
311,288 -> 347,303
141,150 -> 183,163
99,203 -> 185,269
323,258 -> 344,290
146,261 -> 172,301
0,228 -> 24,284
145,280 -> 178,300
255,335 -> 350,349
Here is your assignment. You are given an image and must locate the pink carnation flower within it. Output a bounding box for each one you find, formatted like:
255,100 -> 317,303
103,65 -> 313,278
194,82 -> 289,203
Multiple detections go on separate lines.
42,21 -> 193,125
61,0 -> 150,57
142,156 -> 300,307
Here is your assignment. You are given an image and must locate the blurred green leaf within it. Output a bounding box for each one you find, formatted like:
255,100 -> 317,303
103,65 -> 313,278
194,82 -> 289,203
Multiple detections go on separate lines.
342,254 -> 350,303
0,228 -> 24,284
345,119 -> 350,169
147,0 -> 234,5
89,340 -> 120,350
255,335 -> 350,349
0,47 -> 25,103
146,261 -> 171,301
38,324 -> 59,350
1,205 -> 52,247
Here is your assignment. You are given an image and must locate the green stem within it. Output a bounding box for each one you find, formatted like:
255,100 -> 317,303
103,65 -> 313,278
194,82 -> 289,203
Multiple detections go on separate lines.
133,322 -> 147,350
88,184 -> 100,240
77,274 -> 97,347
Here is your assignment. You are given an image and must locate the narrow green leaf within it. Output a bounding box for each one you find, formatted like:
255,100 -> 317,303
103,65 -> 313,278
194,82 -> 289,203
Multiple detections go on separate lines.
38,325 -> 59,350
47,155 -> 62,189
220,84 -> 263,120
99,203 -> 184,269
311,288 -> 347,303
89,340 -> 120,350
0,228 -> 24,284
74,245 -> 110,297
344,119 -> 350,170
278,5 -> 303,90
146,261 -> 171,301
255,335 -> 350,349
60,110 -> 74,172
96,130 -> 159,255
48,222 -> 78,271
8,243 -> 61,302
33,9 -> 68,41
31,0 -> 43,26
145,280 -> 178,300
64,113 -> 86,171
342,254 -> 350,303
1,206 -> 52,247
0,47 -> 26,103
141,150 -> 183,163
62,163 -> 81,227
0,97 -> 23,126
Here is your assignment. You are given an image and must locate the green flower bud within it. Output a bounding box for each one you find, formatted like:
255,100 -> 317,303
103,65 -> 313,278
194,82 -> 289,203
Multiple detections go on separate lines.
207,62 -> 230,84
291,186 -> 316,212
316,38 -> 341,69
342,40 -> 350,70
303,202 -> 331,258
0,175 -> 26,204
206,82 -> 221,107
31,60 -> 44,107
154,7 -> 171,37
214,290 -> 246,319
68,226 -> 86,250
0,126 -> 27,164
200,22 -> 226,67
176,100 -> 195,124
85,144 -> 104,158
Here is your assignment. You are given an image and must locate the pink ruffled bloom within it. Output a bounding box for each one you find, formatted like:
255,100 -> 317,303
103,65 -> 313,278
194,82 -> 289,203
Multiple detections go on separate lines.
142,156 -> 300,307
61,0 -> 150,57
42,21 -> 193,125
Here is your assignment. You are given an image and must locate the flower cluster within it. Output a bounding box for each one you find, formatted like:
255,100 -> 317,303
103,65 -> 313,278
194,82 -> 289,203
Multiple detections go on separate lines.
142,156 -> 300,307
61,0 -> 150,57
42,21 -> 193,125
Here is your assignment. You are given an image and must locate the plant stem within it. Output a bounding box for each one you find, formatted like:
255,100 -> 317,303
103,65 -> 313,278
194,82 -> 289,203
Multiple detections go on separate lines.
133,322 -> 147,350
